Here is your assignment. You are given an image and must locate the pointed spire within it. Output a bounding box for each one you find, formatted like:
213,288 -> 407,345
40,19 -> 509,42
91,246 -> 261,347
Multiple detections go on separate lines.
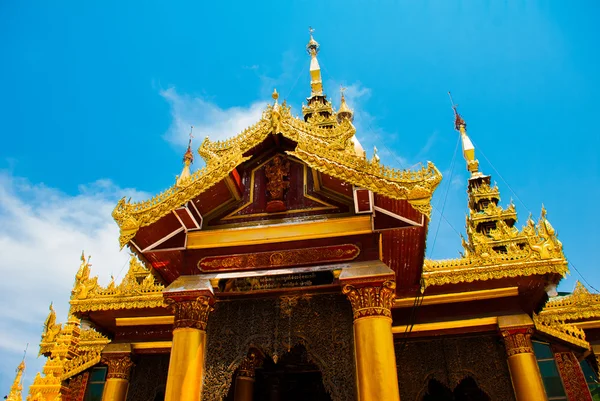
449,93 -> 480,176
337,86 -> 354,122
177,126 -> 194,186
307,27 -> 323,97
6,350 -> 26,401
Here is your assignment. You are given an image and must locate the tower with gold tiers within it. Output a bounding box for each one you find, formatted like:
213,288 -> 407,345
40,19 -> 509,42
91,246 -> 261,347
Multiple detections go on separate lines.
19,31 -> 599,401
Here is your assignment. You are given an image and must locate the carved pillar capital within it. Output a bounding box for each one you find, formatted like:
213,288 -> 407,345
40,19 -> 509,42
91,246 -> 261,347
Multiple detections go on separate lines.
342,280 -> 396,320
101,354 -> 134,380
501,327 -> 534,357
167,296 -> 214,330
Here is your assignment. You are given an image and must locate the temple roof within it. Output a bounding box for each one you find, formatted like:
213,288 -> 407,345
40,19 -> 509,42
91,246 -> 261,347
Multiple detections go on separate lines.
113,89 -> 441,249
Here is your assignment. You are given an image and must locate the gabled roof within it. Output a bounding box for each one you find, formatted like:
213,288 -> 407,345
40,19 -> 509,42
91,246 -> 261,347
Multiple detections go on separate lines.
112,101 -> 442,248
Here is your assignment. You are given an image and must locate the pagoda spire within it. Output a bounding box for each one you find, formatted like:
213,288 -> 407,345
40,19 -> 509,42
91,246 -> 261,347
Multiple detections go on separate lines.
307,27 -> 323,97
6,359 -> 25,401
452,102 -> 480,177
302,28 -> 336,128
176,126 -> 194,186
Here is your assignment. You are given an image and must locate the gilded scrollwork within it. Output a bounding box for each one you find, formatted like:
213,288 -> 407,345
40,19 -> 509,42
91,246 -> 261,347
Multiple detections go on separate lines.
40,304 -> 62,355
423,206 -> 568,288
342,280 -> 396,320
533,315 -> 589,350
70,256 -> 165,314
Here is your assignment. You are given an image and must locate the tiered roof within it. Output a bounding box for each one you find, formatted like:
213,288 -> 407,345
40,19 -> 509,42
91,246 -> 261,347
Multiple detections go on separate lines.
422,109 -> 568,288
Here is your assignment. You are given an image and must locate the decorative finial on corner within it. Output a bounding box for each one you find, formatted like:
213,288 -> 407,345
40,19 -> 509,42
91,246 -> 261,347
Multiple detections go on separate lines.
372,146 -> 380,164
337,85 -> 354,122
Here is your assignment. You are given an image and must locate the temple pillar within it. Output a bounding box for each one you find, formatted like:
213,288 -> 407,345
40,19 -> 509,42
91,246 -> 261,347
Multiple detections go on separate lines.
234,354 -> 256,401
164,296 -> 214,401
100,351 -> 134,401
500,327 -> 547,401
343,280 -> 400,401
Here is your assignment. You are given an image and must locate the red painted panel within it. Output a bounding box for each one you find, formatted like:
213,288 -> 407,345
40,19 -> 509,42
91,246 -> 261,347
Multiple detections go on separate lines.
381,222 -> 428,295
374,194 -> 423,223
181,234 -> 380,276
134,213 -> 182,250
355,189 -> 372,213
153,230 -> 186,250
374,209 -> 413,230
321,173 -> 353,197
193,181 -> 233,215
175,208 -> 196,229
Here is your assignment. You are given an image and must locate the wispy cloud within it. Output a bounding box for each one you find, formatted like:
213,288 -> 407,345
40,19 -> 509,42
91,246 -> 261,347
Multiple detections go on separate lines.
326,80 -> 410,168
0,172 -> 146,393
160,88 -> 267,148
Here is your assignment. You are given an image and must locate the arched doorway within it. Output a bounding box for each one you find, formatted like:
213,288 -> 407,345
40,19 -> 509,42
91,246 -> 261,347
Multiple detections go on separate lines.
422,376 -> 490,401
224,345 -> 332,401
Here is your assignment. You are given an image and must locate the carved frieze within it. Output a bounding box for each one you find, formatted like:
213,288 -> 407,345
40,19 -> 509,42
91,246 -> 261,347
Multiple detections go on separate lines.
198,244 -> 360,271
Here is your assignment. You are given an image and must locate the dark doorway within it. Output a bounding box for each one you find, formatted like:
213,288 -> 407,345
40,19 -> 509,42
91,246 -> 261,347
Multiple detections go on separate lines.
422,377 -> 490,401
225,345 -> 332,401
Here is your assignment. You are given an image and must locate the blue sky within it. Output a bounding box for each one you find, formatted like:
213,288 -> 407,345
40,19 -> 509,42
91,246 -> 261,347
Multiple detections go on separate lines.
1,0 -> 599,394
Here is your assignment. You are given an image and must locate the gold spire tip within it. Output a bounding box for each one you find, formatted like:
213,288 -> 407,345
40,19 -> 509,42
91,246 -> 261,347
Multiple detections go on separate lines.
272,88 -> 279,101
307,26 -> 320,55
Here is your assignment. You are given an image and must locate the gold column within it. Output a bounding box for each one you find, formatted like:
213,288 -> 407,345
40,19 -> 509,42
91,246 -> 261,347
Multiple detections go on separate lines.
234,354 -> 256,401
164,296 -> 214,401
501,327 -> 548,401
100,354 -> 134,401
343,280 -> 400,401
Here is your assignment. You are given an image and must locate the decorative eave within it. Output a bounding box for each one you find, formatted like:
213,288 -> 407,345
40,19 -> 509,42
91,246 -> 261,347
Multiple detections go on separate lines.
70,257 -> 166,314
468,202 -> 517,225
423,209 -> 568,288
538,282 -> 600,323
534,314 -> 590,351
422,257 -> 567,289
469,182 -> 500,202
113,103 -> 442,247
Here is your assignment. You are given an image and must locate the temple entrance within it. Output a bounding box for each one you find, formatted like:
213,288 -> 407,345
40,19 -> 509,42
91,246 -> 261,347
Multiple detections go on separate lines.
224,345 -> 332,401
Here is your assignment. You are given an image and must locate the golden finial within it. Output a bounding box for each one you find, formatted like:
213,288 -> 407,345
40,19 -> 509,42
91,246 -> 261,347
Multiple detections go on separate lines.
337,85 -> 354,122
272,88 -> 279,102
372,146 -> 380,164
6,345 -> 27,401
307,26 -> 320,55
449,92 -> 479,176
177,126 -> 194,186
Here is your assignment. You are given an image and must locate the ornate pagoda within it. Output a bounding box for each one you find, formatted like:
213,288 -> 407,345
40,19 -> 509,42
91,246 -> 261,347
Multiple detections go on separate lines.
12,31 -> 600,401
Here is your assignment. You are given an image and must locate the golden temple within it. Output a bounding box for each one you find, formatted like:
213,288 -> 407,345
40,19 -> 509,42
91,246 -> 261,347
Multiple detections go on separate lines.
8,31 -> 600,401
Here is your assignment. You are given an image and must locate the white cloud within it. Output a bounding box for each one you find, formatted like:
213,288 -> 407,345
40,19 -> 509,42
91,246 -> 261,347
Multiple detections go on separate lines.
0,172 -> 147,394
160,87 -> 267,148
